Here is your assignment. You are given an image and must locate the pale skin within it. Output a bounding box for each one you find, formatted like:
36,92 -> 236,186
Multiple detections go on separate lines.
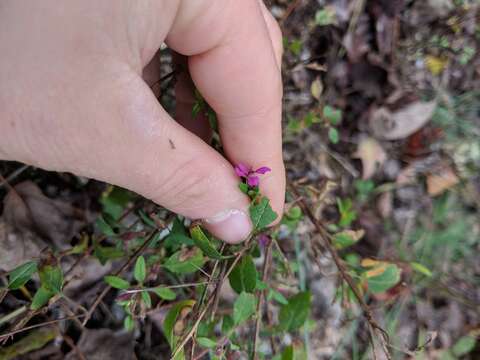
0,0 -> 285,243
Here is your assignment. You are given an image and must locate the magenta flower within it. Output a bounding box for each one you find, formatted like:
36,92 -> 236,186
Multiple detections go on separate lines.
234,163 -> 271,187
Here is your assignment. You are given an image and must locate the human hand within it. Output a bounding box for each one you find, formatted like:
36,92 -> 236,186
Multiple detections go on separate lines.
0,0 -> 285,243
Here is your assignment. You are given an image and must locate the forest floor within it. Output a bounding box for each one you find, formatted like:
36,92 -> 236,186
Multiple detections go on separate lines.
0,0 -> 479,359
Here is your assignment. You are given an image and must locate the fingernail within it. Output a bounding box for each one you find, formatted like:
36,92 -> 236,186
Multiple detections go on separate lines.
203,209 -> 252,244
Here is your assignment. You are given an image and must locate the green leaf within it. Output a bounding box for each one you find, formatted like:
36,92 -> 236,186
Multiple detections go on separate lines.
134,256 -> 146,283
233,292 -> 256,325
152,287 -> 176,300
96,215 -> 116,237
323,105 -> 342,125
197,337 -> 217,349
315,8 -> 336,26
190,225 -> 225,260
410,262 -> 433,277
141,291 -> 152,308
289,39 -> 302,56
30,286 -> 54,310
337,198 -> 357,228
8,261 -> 37,290
163,248 -> 206,274
269,289 -> 289,305
222,315 -> 234,333
100,186 -> 133,220
238,182 -> 249,194
452,335 -> 476,357
366,264 -> 401,294
279,292 -> 311,331
94,245 -> 124,265
328,127 -> 339,144
164,218 -> 194,251
38,265 -> 63,294
229,255 -> 257,294
124,315 -> 135,331
332,229 -> 364,250
104,275 -> 130,290
163,300 -> 195,348
287,116 -> 302,133
250,197 -> 278,230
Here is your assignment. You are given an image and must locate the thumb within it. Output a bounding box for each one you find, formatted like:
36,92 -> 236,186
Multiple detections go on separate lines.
84,75 -> 253,243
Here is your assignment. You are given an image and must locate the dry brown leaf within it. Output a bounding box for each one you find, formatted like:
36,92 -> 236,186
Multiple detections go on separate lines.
310,77 -> 323,101
0,220 -> 45,270
427,166 -> 459,196
369,101 -> 437,140
353,137 -> 387,179
3,181 -> 84,250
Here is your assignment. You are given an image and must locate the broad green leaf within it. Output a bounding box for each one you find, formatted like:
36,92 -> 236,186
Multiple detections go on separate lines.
279,292 -> 311,331
152,287 -> 176,300
238,182 -> 249,194
30,286 -> 54,310
222,315 -> 234,333
163,300 -> 195,348
286,206 -> 302,220
366,264 -> 401,294
96,215 -> 116,237
38,265 -> 63,294
269,289 -> 289,305
141,291 -> 152,308
8,261 -> 37,290
233,292 -> 256,325
452,335 -> 476,357
134,256 -> 146,283
94,245 -> 124,265
328,127 -> 339,144
410,262 -> 433,277
229,255 -> 257,294
104,275 -> 130,290
323,105 -> 342,125
190,225 -> 225,260
100,186 -> 133,220
124,315 -> 135,332
197,337 -> 217,349
163,248 -> 206,274
332,229 -> 364,250
164,218 -> 194,251
249,197 -> 278,230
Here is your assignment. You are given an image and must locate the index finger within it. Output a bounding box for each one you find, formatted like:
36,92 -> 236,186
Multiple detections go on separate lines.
167,0 -> 285,216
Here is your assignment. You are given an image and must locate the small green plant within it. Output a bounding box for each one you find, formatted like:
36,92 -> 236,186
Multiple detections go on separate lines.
314,7 -> 336,26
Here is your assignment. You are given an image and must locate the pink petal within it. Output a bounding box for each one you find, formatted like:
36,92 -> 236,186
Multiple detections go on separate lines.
247,175 -> 259,187
255,166 -> 271,175
234,163 -> 250,177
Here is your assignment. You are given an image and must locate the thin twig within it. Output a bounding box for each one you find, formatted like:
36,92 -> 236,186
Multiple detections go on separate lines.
0,165 -> 29,189
288,182 -> 392,360
0,314 -> 86,340
81,228 -> 160,326
252,239 -> 273,359
0,306 -> 27,326
170,242 -> 253,359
